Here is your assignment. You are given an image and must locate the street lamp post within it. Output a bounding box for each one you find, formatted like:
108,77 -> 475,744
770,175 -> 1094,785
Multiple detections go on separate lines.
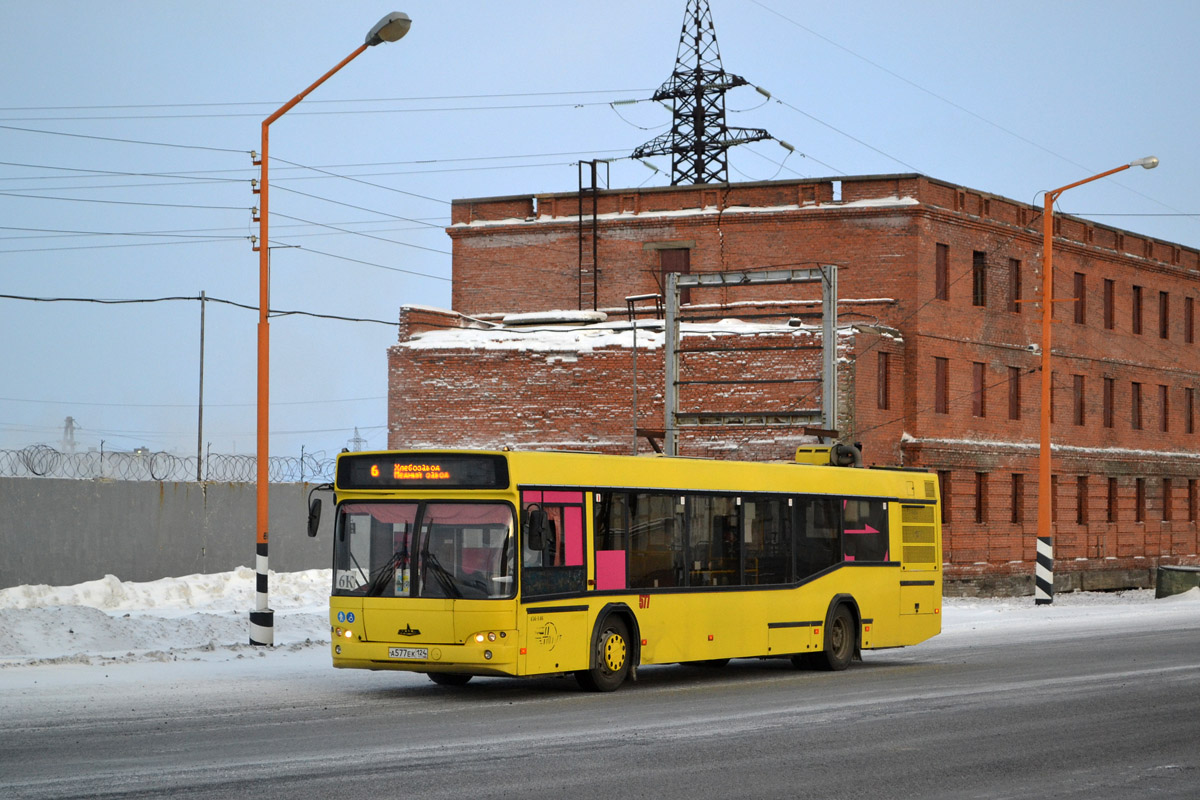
1035,156 -> 1158,605
250,12 -> 412,646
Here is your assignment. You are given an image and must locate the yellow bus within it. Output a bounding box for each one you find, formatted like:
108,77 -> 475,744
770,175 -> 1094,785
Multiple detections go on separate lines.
315,447 -> 942,691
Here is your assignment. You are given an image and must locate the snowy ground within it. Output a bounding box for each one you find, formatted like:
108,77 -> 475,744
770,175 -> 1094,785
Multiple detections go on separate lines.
1,568 -> 1197,672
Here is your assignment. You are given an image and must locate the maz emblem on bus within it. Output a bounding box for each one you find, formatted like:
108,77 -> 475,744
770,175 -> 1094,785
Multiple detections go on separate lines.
397,625 -> 422,637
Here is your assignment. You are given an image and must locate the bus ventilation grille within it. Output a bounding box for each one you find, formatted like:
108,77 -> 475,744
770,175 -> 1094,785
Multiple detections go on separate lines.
901,504 -> 937,566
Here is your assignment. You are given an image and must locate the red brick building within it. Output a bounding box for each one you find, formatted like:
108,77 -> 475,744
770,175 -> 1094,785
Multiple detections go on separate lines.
389,174 -> 1200,592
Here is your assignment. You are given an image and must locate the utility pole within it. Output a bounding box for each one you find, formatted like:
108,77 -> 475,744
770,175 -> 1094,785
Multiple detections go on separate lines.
197,290 -> 206,482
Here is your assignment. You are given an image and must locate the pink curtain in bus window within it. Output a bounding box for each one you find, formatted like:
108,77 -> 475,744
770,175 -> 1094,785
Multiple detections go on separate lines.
341,503 -> 416,525
424,504 -> 511,525
522,491 -> 542,504
564,506 -> 583,566
595,550 -> 625,590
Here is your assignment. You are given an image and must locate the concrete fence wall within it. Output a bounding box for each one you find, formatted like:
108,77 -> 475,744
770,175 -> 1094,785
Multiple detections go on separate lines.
0,477 -> 335,589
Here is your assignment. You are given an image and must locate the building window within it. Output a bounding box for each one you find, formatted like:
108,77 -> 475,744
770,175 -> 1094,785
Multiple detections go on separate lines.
1009,258 -> 1022,313
1008,366 -> 1021,421
1186,296 -> 1195,344
1187,387 -> 1195,435
1160,291 -> 1170,339
1163,478 -> 1173,522
877,352 -> 890,410
1073,374 -> 1085,426
935,243 -> 949,301
1107,477 -> 1118,523
935,357 -> 949,414
1011,473 -> 1024,524
1104,279 -> 1115,330
660,248 -> 692,304
975,472 -> 988,524
939,470 -> 952,524
1136,478 -> 1146,523
1160,385 -> 1170,433
1077,475 -> 1089,525
1132,285 -> 1143,334
972,251 -> 987,307
1074,272 -> 1086,324
1132,382 -> 1143,430
972,361 -> 986,417
1189,479 -> 1197,523
1103,377 -> 1115,429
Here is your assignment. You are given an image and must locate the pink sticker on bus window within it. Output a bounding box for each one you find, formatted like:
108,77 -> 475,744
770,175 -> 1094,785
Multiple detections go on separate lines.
522,490 -> 543,504
564,506 -> 583,565
595,550 -> 626,590
543,490 -> 583,504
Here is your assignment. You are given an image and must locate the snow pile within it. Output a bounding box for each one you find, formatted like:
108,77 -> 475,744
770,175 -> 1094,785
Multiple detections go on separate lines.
0,569 -> 1196,668
0,568 -> 330,667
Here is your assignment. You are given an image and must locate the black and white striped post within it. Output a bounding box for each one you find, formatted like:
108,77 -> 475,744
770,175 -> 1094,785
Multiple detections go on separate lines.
1035,536 -> 1054,605
250,539 -> 274,646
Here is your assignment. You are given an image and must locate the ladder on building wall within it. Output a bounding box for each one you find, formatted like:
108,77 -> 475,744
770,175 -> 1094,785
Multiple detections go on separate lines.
663,266 -> 840,456
577,161 -> 607,311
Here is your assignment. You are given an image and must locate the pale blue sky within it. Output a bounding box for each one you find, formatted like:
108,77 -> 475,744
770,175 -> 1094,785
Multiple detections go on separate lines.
1,1 -> 1196,457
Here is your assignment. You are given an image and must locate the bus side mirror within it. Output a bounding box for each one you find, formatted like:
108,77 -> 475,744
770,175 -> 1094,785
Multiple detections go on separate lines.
307,498 -> 323,538
522,507 -> 547,551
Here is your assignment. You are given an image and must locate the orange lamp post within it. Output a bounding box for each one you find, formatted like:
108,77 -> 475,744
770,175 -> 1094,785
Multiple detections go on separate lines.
251,12 -> 412,646
1035,156 -> 1158,605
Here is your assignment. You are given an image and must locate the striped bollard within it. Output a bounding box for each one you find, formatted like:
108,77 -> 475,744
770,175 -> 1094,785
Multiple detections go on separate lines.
250,539 -> 274,645
1035,536 -> 1054,605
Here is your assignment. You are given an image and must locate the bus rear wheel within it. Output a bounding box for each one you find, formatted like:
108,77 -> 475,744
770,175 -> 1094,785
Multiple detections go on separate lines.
576,617 -> 631,692
427,672 -> 473,687
816,605 -> 855,671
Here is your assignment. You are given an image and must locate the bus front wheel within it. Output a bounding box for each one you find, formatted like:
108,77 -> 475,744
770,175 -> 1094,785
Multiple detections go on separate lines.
576,617 -> 631,692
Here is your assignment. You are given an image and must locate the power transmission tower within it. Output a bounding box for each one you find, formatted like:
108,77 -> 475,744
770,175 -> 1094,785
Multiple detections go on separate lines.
62,416 -> 77,454
632,0 -> 772,185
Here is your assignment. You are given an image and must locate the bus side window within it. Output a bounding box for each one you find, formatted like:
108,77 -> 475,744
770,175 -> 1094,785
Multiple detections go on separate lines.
686,495 -> 739,586
627,492 -> 684,589
743,497 -> 790,585
843,499 -> 890,562
794,497 -> 840,579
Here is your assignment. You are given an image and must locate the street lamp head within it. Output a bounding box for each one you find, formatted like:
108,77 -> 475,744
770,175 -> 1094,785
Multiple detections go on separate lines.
1129,156 -> 1159,170
365,11 -> 412,46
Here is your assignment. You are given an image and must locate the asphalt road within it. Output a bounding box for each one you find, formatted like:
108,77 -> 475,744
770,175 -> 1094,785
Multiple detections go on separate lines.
3,623 -> 1198,799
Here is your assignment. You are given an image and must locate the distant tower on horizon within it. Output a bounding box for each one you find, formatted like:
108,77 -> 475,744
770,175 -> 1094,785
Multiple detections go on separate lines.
632,0 -> 773,185
62,416 -> 77,454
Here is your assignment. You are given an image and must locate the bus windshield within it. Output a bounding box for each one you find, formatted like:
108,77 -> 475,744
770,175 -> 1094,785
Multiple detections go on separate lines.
333,501 -> 515,600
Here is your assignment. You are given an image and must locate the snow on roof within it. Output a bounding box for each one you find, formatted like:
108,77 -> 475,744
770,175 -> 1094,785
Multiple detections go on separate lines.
903,434 -> 1200,462
396,318 -> 827,353
451,196 -> 921,229
500,310 -> 608,326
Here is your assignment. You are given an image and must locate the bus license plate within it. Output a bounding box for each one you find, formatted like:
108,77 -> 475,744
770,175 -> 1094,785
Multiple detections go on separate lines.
389,647 -> 428,660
